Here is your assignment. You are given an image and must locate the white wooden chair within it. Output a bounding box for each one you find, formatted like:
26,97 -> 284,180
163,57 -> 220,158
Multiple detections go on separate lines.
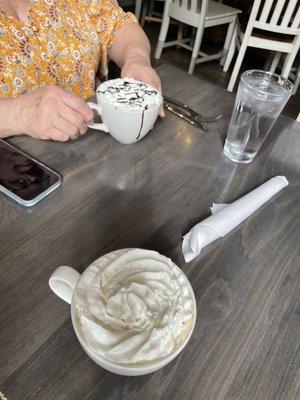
224,0 -> 300,91
154,0 -> 241,74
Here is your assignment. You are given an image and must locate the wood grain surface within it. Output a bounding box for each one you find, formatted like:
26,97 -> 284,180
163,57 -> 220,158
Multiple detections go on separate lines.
0,64 -> 299,400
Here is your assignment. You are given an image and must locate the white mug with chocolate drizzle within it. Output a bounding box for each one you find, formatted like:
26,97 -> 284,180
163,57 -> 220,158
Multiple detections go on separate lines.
87,78 -> 162,144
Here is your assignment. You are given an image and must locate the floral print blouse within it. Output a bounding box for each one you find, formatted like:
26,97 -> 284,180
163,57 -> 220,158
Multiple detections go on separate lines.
0,0 -> 137,99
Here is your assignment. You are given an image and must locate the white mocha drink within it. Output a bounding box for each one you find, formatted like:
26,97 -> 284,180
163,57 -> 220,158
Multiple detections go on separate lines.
73,249 -> 195,365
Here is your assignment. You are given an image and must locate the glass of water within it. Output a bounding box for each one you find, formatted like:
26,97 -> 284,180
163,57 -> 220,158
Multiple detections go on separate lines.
223,70 -> 294,163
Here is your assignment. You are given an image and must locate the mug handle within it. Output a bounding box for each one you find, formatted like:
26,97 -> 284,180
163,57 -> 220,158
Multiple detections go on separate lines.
49,266 -> 81,304
87,102 -> 109,132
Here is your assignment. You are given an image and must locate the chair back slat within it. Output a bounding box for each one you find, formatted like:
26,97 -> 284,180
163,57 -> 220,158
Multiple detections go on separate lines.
181,0 -> 188,9
254,0 -> 300,32
281,0 -> 298,27
291,5 -> 300,28
190,0 -> 199,12
170,0 -> 207,13
270,0 -> 286,24
259,0 -> 274,22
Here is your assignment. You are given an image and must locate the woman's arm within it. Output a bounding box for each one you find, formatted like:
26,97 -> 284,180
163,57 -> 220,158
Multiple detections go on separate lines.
108,23 -> 164,115
0,98 -> 19,138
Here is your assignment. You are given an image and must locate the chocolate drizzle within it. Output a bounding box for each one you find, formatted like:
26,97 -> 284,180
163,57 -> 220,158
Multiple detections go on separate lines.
97,80 -> 158,109
136,105 -> 148,140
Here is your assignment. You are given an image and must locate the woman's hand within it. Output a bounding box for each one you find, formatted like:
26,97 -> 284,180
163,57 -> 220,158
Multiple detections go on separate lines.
109,23 -> 165,116
121,55 -> 165,117
13,86 -> 94,141
121,56 -> 162,93
121,57 -> 165,117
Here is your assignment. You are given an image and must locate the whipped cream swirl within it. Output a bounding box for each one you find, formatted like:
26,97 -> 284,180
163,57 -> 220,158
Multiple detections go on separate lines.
73,249 -> 195,365
97,78 -> 162,111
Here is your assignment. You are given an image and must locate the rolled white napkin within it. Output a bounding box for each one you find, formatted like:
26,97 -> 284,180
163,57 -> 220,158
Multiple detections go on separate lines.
182,176 -> 289,262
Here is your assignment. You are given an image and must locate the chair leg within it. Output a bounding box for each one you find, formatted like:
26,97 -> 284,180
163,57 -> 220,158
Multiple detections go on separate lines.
176,23 -> 184,49
282,52 -> 298,79
281,36 -> 300,78
264,52 -> 273,70
148,0 -> 155,18
221,19 -> 235,66
134,0 -> 142,21
154,11 -> 170,59
190,27 -> 197,48
293,64 -> 300,95
140,0 -> 149,28
269,52 -> 281,73
223,24 -> 237,72
177,23 -> 183,42
188,25 -> 205,74
227,40 -> 247,92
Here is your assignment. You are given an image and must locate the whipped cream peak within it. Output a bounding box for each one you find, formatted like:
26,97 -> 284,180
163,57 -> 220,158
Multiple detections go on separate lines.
96,78 -> 162,111
73,249 -> 195,366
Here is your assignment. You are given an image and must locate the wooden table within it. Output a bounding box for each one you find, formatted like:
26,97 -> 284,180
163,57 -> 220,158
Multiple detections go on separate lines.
0,65 -> 299,400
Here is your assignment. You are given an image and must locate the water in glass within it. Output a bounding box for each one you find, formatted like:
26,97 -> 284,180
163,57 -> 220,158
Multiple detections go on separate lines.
223,70 -> 293,163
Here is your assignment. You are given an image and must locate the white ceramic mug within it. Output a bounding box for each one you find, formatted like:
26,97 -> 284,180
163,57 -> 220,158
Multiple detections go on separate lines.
87,87 -> 162,145
49,249 -> 196,376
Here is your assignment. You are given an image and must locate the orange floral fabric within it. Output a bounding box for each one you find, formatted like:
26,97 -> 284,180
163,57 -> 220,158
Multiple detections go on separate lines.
0,0 -> 137,99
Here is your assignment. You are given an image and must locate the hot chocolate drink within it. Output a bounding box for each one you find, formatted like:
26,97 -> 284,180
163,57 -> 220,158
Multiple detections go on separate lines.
97,78 -> 162,111
88,78 -> 162,144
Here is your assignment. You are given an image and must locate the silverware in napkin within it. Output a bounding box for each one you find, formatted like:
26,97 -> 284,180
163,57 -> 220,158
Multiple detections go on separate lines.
164,103 -> 209,132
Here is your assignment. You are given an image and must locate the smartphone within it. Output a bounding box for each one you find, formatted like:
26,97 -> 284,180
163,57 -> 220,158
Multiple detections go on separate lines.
0,139 -> 61,207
